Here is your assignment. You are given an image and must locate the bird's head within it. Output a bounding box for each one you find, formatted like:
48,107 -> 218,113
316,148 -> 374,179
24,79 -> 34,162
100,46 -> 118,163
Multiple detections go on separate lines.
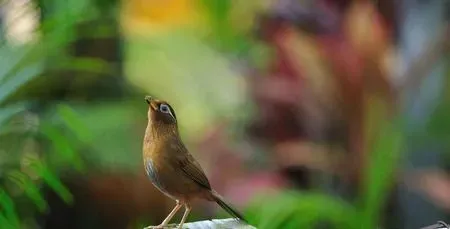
145,96 -> 178,132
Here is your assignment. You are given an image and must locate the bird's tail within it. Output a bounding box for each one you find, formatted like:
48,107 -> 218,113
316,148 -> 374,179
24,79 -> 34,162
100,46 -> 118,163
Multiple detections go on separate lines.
210,191 -> 247,223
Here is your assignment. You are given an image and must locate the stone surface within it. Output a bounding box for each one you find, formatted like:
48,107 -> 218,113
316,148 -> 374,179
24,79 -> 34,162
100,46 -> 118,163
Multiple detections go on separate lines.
144,218 -> 256,229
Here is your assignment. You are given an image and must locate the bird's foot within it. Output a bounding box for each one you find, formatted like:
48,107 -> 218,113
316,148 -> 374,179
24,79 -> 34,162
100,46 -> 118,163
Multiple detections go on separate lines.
143,224 -> 178,229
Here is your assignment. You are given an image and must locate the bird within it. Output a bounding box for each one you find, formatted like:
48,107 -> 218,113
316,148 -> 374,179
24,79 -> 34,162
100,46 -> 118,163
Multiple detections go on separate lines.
142,96 -> 247,229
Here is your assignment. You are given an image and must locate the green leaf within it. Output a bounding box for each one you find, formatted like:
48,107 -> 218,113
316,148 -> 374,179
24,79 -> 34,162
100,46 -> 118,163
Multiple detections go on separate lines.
0,62 -> 43,105
0,212 -> 16,229
247,191 -> 356,229
0,45 -> 32,84
359,119 -> 404,229
0,103 -> 27,128
56,104 -> 92,143
40,123 -> 84,171
7,170 -> 48,213
200,0 -> 231,26
0,189 -> 20,228
28,159 -> 73,204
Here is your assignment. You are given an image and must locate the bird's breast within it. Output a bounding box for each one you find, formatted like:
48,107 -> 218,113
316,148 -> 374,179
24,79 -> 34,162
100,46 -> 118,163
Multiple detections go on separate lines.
144,158 -> 168,193
144,157 -> 183,200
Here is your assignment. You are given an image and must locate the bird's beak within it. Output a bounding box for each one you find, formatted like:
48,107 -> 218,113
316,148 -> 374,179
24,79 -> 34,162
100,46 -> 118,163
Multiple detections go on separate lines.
145,96 -> 158,111
145,96 -> 152,104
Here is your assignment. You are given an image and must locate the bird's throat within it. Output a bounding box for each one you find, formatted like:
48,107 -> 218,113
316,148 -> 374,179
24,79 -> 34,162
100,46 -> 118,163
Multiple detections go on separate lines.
144,121 -> 178,143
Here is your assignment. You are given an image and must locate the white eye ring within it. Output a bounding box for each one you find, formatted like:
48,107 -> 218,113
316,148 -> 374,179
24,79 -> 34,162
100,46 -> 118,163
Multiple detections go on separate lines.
159,103 -> 176,121
159,104 -> 170,113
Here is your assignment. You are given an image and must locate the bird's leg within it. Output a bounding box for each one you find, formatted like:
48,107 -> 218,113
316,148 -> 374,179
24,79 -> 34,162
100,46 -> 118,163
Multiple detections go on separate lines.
144,201 -> 182,229
177,204 -> 191,229
160,201 -> 183,226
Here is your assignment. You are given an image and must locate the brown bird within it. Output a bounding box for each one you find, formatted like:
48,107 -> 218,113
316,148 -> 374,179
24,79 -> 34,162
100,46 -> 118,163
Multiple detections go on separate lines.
142,96 -> 246,229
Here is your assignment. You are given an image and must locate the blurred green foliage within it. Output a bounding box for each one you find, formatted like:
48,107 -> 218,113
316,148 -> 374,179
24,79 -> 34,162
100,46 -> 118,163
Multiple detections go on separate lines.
0,0 -> 116,227
123,0 -> 265,141
246,191 -> 356,229
243,118 -> 404,229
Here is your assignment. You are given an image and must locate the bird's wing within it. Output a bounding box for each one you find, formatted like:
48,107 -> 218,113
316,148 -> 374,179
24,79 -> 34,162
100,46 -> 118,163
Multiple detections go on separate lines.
170,143 -> 212,190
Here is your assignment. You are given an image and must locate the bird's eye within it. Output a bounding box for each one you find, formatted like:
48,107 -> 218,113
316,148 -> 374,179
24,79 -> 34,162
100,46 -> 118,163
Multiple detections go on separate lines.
158,103 -> 176,121
159,104 -> 170,113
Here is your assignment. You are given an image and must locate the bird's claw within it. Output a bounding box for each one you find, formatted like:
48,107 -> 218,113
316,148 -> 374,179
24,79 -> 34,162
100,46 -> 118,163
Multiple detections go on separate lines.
143,223 -> 178,229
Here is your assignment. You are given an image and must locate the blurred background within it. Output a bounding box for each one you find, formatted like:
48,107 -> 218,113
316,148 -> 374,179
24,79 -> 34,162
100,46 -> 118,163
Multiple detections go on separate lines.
0,0 -> 449,228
